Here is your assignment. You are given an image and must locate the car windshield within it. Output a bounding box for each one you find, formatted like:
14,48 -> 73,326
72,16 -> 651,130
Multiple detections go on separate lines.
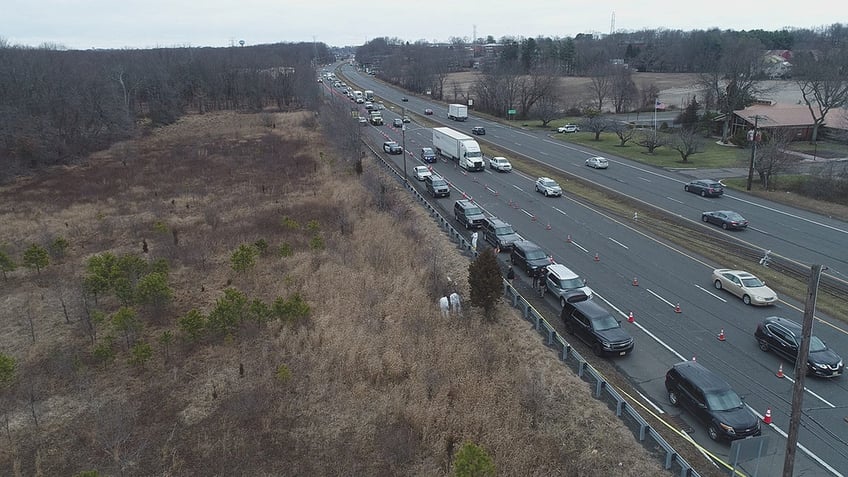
525,249 -> 547,260
726,212 -> 745,221
541,180 -> 557,187
591,315 -> 619,331
741,276 -> 765,287
706,390 -> 743,411
432,180 -> 446,187
495,226 -> 514,236
422,148 -> 433,154
555,277 -> 584,289
806,336 -> 827,353
465,206 -> 482,215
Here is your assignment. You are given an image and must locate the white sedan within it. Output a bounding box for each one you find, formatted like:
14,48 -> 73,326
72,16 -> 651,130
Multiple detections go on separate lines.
711,269 -> 778,306
413,165 -> 432,181
585,156 -> 609,169
488,156 -> 512,172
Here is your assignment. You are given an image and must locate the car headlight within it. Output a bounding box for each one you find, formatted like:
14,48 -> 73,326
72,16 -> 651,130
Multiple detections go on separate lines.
813,362 -> 828,369
719,422 -> 736,435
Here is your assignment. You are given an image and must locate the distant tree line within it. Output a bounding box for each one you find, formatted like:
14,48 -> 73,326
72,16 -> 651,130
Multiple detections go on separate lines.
356,24 -> 848,120
0,39 -> 333,178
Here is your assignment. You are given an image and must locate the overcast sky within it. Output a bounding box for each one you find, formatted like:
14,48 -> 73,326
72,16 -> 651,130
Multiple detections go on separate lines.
2,0 -> 843,50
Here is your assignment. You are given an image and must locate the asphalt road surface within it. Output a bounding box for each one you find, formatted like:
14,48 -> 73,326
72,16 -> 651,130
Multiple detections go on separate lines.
324,67 -> 848,476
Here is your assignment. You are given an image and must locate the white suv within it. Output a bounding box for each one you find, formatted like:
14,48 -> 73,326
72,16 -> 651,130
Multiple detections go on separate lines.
488,157 -> 512,172
557,124 -> 579,133
545,264 -> 593,308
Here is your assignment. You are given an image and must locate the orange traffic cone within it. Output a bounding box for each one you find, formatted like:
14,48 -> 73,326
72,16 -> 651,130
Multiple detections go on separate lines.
674,303 -> 682,313
776,364 -> 784,379
531,215 -> 537,222
632,277 -> 639,286
718,329 -> 726,341
546,222 -> 552,230
628,311 -> 635,323
763,407 -> 772,425
566,234 -> 572,243
594,253 -> 600,262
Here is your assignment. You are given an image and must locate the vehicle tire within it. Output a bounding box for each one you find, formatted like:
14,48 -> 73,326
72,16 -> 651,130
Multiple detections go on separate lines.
708,424 -> 720,441
544,190 -> 549,197
684,185 -> 690,192
743,295 -> 752,305
668,390 -> 680,406
722,223 -> 729,230
592,343 -> 603,356
560,296 -> 567,308
758,340 -> 770,352
700,190 -> 707,197
702,215 -> 709,222
714,280 -> 722,290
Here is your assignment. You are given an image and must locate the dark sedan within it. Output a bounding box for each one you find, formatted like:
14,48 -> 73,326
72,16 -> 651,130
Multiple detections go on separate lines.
755,316 -> 843,377
702,210 -> 748,230
471,126 -> 486,135
685,179 -> 724,197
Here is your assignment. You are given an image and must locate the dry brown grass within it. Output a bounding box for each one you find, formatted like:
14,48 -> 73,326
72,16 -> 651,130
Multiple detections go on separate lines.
0,111 -> 669,476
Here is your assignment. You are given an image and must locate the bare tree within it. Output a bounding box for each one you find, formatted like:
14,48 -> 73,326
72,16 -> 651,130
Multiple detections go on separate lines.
532,94 -> 560,127
587,66 -> 613,112
697,36 -> 768,142
670,128 -> 704,162
609,121 -> 635,146
795,48 -> 848,144
580,112 -> 611,141
516,67 -> 558,119
754,128 -> 798,188
610,67 -> 638,114
635,130 -> 667,154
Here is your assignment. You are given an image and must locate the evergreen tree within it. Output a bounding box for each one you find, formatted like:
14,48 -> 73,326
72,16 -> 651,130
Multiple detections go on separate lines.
468,248 -> 503,321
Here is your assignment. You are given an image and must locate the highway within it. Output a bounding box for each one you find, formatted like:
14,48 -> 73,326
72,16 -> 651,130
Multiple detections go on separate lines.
323,67 -> 848,476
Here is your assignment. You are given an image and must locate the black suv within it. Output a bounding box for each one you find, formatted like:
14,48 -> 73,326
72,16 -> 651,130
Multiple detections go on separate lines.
510,240 -> 550,275
560,293 -> 634,356
665,361 -> 761,442
684,179 -> 724,197
453,200 -> 486,229
471,126 -> 486,135
754,316 -> 843,378
482,217 -> 521,251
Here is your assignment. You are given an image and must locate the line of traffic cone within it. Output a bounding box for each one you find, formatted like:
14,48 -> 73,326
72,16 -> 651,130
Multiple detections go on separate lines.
717,329 -> 726,341
546,222 -> 551,230
763,407 -> 772,425
674,303 -> 682,313
632,277 -> 639,286
627,311 -> 635,323
531,215 -> 537,222
594,253 -> 600,262
776,363 -> 784,379
566,234 -> 572,243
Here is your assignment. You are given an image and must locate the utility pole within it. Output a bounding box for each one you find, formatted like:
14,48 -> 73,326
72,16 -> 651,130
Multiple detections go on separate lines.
746,115 -> 763,191
401,107 -> 408,183
782,264 -> 825,477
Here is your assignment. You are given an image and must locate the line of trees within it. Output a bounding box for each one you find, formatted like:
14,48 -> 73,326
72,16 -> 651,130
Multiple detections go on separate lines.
356,24 -> 847,120
0,39 -> 333,178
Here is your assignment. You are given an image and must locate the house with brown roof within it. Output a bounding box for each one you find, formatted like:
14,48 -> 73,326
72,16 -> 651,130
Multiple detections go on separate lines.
731,103 -> 816,141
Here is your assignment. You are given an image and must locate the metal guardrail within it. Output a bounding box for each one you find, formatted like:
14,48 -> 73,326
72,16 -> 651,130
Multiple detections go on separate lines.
366,145 -> 701,477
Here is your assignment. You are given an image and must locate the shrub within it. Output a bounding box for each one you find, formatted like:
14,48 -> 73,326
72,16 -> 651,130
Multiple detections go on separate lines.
452,441 -> 495,477
272,293 -> 311,323
309,235 -> 325,250
0,249 -> 16,280
22,244 -> 49,273
281,216 -> 300,230
49,236 -> 70,258
248,299 -> 272,325
178,309 -> 207,341
136,271 -> 173,309
275,364 -> 292,383
306,219 -> 320,232
207,288 -> 249,335
153,221 -> 169,234
254,238 -> 269,255
92,336 -> 116,367
129,341 -> 153,367
0,353 -> 16,387
231,244 -> 258,272
278,243 -> 293,257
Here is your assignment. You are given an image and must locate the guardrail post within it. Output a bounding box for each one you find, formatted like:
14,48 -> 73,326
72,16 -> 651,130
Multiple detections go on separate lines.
578,361 -> 586,377
532,312 -> 540,330
561,344 -> 570,361
595,379 -> 606,398
547,328 -> 555,346
616,400 -> 625,417
639,423 -> 649,441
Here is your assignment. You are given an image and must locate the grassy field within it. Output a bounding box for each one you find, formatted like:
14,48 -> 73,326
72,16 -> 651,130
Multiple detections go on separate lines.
0,111 -> 675,476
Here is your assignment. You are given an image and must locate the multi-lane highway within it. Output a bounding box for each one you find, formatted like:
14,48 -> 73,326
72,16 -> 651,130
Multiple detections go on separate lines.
324,66 -> 848,476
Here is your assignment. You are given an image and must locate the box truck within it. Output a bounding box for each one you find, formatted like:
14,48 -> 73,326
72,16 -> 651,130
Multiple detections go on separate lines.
364,90 -> 374,101
448,104 -> 468,121
432,127 -> 484,171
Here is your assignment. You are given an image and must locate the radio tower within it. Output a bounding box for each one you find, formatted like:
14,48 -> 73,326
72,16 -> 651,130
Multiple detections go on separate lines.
610,11 -> 615,35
